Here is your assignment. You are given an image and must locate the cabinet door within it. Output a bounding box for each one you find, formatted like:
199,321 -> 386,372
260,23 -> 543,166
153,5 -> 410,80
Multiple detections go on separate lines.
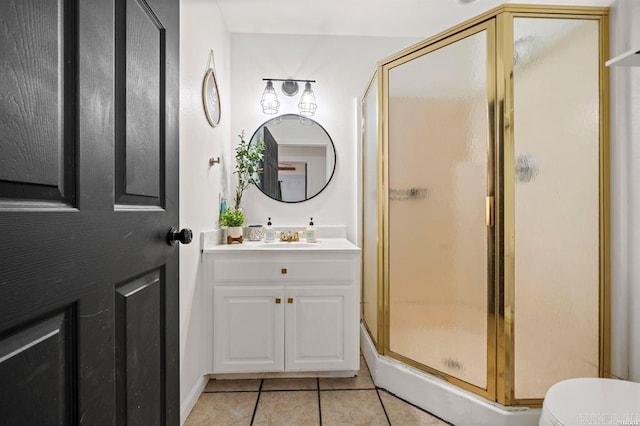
213,287 -> 284,373
285,286 -> 357,371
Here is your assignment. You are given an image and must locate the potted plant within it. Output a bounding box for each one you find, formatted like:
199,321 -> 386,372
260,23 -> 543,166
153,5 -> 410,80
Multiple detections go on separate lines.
220,208 -> 245,242
219,132 -> 264,243
233,131 -> 265,210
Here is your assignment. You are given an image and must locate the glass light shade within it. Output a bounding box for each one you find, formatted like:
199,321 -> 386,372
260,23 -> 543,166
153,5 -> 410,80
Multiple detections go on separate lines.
260,80 -> 279,114
298,82 -> 317,116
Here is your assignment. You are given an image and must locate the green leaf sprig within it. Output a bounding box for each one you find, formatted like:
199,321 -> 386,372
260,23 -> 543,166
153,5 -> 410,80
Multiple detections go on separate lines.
233,131 -> 265,209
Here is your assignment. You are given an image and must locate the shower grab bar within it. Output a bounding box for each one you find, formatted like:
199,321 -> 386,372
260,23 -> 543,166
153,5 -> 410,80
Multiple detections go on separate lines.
389,187 -> 427,201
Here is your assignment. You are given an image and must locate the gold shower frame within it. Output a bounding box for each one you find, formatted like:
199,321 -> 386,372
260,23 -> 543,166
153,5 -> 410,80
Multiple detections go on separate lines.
361,4 -> 610,407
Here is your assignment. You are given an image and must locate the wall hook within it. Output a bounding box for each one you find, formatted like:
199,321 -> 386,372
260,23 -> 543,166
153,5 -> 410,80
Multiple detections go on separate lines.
209,157 -> 220,166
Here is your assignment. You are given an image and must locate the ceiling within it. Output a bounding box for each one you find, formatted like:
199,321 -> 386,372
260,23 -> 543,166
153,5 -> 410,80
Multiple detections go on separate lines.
212,0 -> 612,39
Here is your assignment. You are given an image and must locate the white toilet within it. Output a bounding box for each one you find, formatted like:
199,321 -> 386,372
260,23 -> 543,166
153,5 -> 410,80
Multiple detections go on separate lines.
540,378 -> 640,426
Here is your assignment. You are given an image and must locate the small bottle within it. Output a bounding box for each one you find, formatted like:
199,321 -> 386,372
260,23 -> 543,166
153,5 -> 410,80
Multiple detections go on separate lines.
219,198 -> 227,219
305,217 -> 317,243
264,217 -> 275,242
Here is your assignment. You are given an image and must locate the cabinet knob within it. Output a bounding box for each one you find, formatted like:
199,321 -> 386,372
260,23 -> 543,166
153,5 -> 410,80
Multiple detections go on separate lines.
281,268 -> 287,274
287,297 -> 294,304
275,298 -> 281,304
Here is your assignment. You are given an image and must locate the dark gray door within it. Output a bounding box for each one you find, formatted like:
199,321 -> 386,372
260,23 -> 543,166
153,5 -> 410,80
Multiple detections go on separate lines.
0,0 -> 182,424
262,127 -> 280,200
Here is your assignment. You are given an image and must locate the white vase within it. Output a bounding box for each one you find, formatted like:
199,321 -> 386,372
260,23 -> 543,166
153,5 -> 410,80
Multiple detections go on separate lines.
227,226 -> 244,241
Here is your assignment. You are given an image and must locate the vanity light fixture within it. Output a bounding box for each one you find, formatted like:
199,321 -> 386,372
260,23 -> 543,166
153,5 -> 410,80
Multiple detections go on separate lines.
260,80 -> 280,114
261,78 -> 317,116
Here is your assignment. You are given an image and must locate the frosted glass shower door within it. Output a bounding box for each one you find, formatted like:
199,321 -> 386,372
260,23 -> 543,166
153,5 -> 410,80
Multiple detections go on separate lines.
512,17 -> 601,401
386,23 -> 494,392
362,72 -> 380,345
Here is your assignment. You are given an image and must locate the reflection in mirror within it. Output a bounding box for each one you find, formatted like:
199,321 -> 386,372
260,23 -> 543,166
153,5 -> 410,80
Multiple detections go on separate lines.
249,114 -> 336,203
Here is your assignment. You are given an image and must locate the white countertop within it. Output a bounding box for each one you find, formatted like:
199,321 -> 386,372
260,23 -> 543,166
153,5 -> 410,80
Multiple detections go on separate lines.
203,237 -> 360,253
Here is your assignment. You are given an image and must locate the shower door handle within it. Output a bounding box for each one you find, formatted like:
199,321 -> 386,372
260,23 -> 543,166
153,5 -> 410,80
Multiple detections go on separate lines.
485,196 -> 494,227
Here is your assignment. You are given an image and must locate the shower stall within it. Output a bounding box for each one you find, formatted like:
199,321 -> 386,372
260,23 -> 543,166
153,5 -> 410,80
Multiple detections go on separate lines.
361,4 -> 609,406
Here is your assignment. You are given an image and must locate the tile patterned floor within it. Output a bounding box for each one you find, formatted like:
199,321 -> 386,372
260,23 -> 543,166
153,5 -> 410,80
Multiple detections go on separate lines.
185,356 -> 452,425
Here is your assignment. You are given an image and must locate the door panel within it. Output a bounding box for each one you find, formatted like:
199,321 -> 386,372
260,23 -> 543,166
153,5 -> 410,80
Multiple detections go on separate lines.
0,0 -> 180,423
213,287 -> 285,373
116,270 -> 164,425
285,286 -> 355,371
512,17 -> 600,400
0,311 -> 73,425
385,22 -> 495,393
361,71 -> 380,344
0,0 -> 77,204
116,0 -> 165,206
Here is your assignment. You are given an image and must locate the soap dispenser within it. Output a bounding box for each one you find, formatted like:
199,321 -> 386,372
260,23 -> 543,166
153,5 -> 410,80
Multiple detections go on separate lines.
264,217 -> 275,242
305,217 -> 317,243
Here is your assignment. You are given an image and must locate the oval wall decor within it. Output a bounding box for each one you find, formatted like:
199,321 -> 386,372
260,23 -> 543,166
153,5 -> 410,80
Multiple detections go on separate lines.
202,68 -> 221,127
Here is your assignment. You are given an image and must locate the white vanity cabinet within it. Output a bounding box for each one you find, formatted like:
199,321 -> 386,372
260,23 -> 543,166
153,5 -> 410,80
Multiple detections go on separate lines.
206,241 -> 360,375
284,285 -> 355,371
213,286 -> 285,372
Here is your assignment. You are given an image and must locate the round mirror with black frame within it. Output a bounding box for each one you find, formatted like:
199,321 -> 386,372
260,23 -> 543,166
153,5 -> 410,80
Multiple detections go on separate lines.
249,114 -> 336,203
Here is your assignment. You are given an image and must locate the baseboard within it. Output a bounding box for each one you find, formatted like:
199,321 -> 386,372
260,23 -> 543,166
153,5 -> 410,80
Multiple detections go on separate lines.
360,323 -> 541,426
180,375 -> 208,425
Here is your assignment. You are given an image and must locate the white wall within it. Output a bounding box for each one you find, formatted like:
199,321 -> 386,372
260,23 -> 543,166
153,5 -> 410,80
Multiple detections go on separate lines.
179,0 -> 231,421
610,0 -> 640,382
230,34 -> 419,243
